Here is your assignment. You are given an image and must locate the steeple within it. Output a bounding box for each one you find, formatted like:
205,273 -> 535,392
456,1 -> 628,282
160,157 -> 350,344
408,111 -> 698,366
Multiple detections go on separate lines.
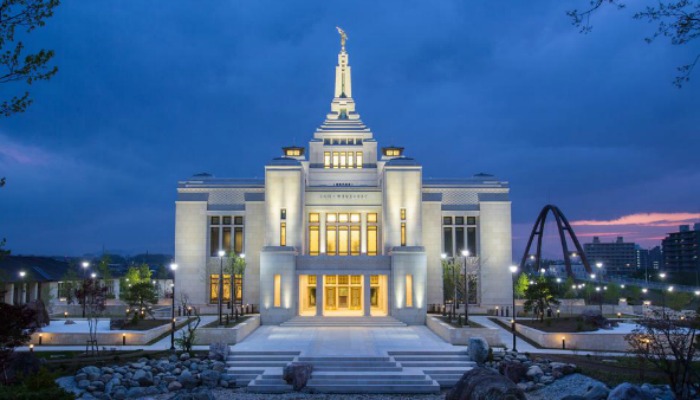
334,27 -> 352,98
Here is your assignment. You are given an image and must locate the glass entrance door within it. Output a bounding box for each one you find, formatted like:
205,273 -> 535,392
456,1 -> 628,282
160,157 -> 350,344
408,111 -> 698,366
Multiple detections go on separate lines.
323,274 -> 363,316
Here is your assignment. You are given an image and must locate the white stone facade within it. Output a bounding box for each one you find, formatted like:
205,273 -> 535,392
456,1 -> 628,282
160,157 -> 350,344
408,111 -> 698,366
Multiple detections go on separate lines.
174,40 -> 512,325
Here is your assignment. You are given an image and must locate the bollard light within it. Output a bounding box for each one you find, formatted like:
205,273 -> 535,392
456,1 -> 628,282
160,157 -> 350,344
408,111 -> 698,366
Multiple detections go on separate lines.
39,334 -> 43,345
29,344 -> 34,352
122,333 -> 126,346
562,337 -> 566,350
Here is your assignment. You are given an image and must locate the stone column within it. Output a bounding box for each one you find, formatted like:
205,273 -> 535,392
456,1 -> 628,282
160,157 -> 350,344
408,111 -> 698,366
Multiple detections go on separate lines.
363,274 -> 371,316
30,282 -> 38,302
5,284 -> 14,304
315,274 -> 324,317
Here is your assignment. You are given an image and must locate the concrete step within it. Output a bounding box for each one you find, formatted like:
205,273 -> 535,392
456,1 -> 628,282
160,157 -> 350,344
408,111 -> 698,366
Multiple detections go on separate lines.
227,356 -> 296,361
306,382 -> 440,394
298,356 -> 390,362
311,373 -> 428,381
301,361 -> 397,367
393,355 -> 471,361
308,378 -> 431,385
388,350 -> 469,356
226,361 -> 290,367
312,366 -> 403,372
400,361 -> 476,368
281,316 -> 407,328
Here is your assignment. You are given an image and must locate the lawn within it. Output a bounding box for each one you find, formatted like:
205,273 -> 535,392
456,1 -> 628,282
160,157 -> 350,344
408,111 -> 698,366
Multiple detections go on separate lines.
517,317 -> 598,333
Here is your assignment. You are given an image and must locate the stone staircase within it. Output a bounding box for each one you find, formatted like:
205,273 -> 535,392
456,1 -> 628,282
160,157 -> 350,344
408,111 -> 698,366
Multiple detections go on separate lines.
227,349 -> 474,393
390,350 -> 475,388
280,316 -> 407,327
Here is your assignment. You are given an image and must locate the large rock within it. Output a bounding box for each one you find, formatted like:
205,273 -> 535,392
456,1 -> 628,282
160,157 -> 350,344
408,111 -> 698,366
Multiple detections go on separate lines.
583,383 -> 610,400
177,369 -> 197,389
446,367 -> 527,400
208,342 -> 229,361
468,337 -> 490,365
282,362 -> 313,391
500,361 -> 528,383
200,369 -> 220,388
607,383 -> 655,400
550,361 -> 576,376
526,365 -> 543,381
132,369 -> 153,386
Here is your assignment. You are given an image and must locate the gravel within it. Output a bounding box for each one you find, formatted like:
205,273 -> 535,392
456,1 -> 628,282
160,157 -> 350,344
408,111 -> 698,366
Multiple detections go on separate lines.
525,373 -> 606,400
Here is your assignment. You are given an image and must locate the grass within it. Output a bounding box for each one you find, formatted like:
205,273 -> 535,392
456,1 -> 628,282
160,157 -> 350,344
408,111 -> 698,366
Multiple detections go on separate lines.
435,315 -> 485,328
202,315 -> 251,329
518,317 -> 599,333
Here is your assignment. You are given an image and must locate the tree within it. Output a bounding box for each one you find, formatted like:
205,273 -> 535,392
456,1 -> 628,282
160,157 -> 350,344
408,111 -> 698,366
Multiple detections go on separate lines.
568,0 -> 700,87
514,273 -> 529,299
225,254 -> 247,314
96,254 -> 112,280
0,0 -> 59,117
442,258 -> 458,318
523,276 -> 561,322
625,317 -> 699,397
74,278 -> 106,355
175,293 -> 199,354
121,264 -> 158,322
0,303 -> 36,383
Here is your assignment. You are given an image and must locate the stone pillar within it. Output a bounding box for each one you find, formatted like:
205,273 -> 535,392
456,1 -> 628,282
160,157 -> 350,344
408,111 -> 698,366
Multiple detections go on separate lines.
5,284 -> 14,304
316,274 -> 324,317
363,274 -> 371,316
30,282 -> 38,302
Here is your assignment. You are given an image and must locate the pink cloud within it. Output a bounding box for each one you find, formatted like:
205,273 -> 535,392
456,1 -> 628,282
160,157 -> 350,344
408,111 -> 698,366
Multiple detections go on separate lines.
571,212 -> 700,227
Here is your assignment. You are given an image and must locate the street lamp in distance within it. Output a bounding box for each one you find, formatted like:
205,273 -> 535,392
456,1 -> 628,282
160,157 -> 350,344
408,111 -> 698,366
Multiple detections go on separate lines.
509,265 -> 518,352
218,250 -> 226,326
169,262 -> 178,351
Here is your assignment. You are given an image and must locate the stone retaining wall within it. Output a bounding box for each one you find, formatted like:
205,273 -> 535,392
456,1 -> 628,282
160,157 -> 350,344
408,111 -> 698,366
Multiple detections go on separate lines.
29,318 -> 183,346
194,315 -> 260,345
427,316 -> 503,347
510,319 -> 631,351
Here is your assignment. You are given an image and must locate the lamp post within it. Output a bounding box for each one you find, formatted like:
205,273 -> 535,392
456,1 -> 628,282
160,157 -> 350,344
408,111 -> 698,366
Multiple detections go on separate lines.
509,265 -> 518,352
18,271 -> 26,305
461,250 -> 469,325
441,253 -> 447,316
169,263 -> 177,351
659,272 -> 666,319
218,250 -> 225,326
81,261 -> 90,317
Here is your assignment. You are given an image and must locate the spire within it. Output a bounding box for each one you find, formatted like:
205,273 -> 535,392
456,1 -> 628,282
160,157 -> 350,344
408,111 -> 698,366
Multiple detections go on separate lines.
334,27 -> 352,98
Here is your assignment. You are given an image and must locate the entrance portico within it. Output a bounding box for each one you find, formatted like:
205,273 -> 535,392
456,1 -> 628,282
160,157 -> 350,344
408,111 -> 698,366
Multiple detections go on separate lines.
299,273 -> 388,317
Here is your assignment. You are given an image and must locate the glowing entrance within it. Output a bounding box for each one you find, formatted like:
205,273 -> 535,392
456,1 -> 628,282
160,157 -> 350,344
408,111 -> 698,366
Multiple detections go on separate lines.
298,274 -> 388,317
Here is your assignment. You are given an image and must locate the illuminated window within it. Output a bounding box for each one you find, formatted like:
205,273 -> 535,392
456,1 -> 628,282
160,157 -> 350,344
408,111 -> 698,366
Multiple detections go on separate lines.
348,152 -> 354,168
338,226 -> 349,256
340,152 -> 346,168
367,213 -> 378,223
384,149 -> 401,156
285,148 -> 302,156
309,213 -> 319,223
234,227 -> 243,254
326,213 -> 337,223
356,152 -> 363,168
308,275 -> 317,285
350,226 -> 360,256
223,227 -> 232,251
350,213 -> 360,223
400,208 -> 406,220
401,222 -> 406,246
209,274 -> 231,304
351,275 -> 361,285
339,213 -> 349,223
406,274 -> 413,307
309,226 -> 319,256
324,152 -> 331,168
273,274 -> 281,307
367,226 -> 378,256
280,222 -> 286,246
332,152 -> 339,168
370,275 -> 379,285
327,226 -> 337,255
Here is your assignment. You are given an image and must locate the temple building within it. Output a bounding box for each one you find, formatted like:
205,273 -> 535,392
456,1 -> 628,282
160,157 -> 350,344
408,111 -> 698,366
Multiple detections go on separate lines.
174,32 -> 512,325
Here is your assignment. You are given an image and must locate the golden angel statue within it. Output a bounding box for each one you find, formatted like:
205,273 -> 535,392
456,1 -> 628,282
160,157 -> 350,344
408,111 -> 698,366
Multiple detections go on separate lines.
336,26 -> 348,50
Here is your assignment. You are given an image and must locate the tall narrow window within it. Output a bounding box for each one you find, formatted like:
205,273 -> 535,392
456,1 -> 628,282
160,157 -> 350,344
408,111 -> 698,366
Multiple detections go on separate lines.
406,274 -> 413,307
348,152 -> 354,168
309,213 -> 320,223
273,274 -> 281,307
367,226 -> 378,256
356,152 -> 363,168
340,152 -> 346,168
456,227 -> 465,255
467,227 -> 477,255
324,152 -> 331,168
367,213 -> 378,223
443,227 -> 453,257
350,226 -> 360,256
332,152 -> 339,168
223,227 -> 232,251
210,227 -> 220,257
338,226 -> 349,256
280,208 -> 287,220
309,226 -> 320,256
401,222 -> 407,246
400,208 -> 406,220
280,222 -> 287,246
327,226 -> 337,255
234,227 -> 243,254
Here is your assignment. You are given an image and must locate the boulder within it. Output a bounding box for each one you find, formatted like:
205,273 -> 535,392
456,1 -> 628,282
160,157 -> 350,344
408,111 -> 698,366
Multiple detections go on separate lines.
177,369 -> 197,389
446,367 -> 527,400
526,365 -> 543,381
468,337 -> 490,365
282,362 -> 313,391
550,361 -> 576,375
200,369 -> 220,388
180,352 -> 190,361
168,381 -> 183,391
607,383 -> 655,400
208,342 -> 229,361
126,387 -> 146,399
583,383 -> 610,400
132,369 -> 153,386
500,361 -> 528,383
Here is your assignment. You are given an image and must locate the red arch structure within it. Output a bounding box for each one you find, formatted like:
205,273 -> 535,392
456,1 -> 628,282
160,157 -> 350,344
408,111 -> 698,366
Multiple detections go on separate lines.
519,204 -> 592,277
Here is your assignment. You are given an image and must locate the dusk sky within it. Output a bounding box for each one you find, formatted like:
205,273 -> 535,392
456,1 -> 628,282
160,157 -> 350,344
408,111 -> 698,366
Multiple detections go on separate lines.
1,1 -> 698,259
